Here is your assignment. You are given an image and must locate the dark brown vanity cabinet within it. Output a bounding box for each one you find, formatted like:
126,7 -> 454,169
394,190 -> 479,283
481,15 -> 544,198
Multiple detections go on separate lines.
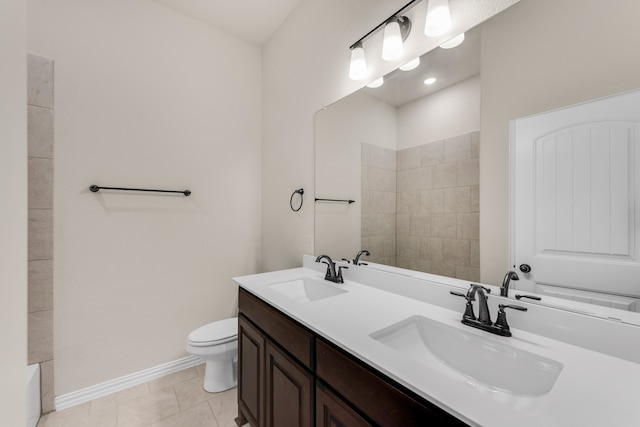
238,288 -> 314,427
238,287 -> 468,427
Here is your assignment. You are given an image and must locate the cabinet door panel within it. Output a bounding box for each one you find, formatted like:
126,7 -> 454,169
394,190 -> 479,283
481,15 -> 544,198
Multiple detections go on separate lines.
240,288 -> 314,368
239,315 -> 265,427
317,338 -> 467,427
316,382 -> 372,427
265,341 -> 313,427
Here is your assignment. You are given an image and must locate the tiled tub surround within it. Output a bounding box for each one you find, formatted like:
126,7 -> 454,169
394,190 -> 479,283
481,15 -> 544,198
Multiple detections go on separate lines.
234,256 -> 640,426
361,143 -> 397,266
362,131 -> 480,281
28,53 -> 55,414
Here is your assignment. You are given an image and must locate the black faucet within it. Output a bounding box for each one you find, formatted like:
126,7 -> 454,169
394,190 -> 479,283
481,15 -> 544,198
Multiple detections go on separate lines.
500,271 -> 520,297
451,284 -> 527,337
315,255 -> 347,284
353,249 -> 370,265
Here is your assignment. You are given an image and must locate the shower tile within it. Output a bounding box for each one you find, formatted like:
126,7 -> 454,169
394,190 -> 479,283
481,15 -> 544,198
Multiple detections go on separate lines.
470,185 -> 480,212
470,240 -> 480,267
444,133 -> 472,162
29,157 -> 54,209
424,238 -> 444,262
443,239 -> 471,265
420,140 -> 444,166
432,162 -> 457,189
431,262 -> 456,278
28,105 -> 54,159
419,189 -> 444,213
470,131 -> 480,158
28,310 -> 53,363
28,208 -> 53,260
431,213 -> 457,238
396,214 -> 409,236
28,259 -> 53,313
409,214 -> 431,237
41,359 -> 55,414
369,145 -> 396,170
444,187 -> 470,213
397,146 -> 420,170
28,54 -> 54,109
457,158 -> 479,186
457,213 -> 479,240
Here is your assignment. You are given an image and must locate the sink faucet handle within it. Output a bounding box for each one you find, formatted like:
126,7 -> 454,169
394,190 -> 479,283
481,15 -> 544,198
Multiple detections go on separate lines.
494,304 -> 528,337
450,291 -> 477,321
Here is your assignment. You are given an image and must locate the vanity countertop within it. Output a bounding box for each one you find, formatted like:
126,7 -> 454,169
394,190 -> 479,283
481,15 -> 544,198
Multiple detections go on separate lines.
233,265 -> 640,427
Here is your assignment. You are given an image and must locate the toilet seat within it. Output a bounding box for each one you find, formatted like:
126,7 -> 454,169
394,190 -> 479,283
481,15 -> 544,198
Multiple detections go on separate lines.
188,317 -> 238,347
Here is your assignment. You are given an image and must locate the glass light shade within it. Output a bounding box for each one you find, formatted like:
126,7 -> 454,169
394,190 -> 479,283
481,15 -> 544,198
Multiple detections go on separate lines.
399,57 -> 420,71
349,44 -> 367,80
366,77 -> 384,88
382,20 -> 404,61
440,33 -> 465,49
424,0 -> 452,37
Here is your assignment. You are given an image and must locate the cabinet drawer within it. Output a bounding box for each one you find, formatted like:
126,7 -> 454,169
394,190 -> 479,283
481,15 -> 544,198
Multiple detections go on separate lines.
316,338 -> 468,427
239,287 -> 314,369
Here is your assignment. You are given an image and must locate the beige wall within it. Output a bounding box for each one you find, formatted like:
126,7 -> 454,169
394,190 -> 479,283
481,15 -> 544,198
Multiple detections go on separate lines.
0,0 -> 28,423
28,0 -> 262,394
480,0 -> 640,285
262,0 -> 520,271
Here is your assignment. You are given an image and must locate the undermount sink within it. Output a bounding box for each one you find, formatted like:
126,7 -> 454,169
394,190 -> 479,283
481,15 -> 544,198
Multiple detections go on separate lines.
268,277 -> 347,302
370,315 -> 563,396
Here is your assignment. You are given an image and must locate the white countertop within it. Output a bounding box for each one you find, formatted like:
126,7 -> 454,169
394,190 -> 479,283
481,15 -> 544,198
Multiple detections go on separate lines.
233,266 -> 640,427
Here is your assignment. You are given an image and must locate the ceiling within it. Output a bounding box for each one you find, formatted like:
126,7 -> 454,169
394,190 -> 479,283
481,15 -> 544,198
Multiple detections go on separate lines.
362,26 -> 481,107
153,0 -> 303,46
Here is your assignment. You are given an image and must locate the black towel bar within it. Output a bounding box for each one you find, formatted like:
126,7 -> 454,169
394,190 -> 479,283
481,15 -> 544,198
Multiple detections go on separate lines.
315,198 -> 355,204
89,185 -> 191,196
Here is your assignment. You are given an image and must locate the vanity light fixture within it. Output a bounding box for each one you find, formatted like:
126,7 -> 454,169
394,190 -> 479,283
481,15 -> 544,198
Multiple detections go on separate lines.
349,42 -> 368,80
439,32 -> 465,49
424,0 -> 452,37
347,0 -> 419,80
399,57 -> 420,71
367,77 -> 384,88
382,16 -> 412,61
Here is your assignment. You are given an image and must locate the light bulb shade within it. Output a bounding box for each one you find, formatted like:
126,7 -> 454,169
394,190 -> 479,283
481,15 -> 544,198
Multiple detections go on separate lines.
349,43 -> 367,80
366,77 -> 384,88
425,0 -> 452,37
399,57 -> 420,71
382,19 -> 404,61
440,32 -> 465,49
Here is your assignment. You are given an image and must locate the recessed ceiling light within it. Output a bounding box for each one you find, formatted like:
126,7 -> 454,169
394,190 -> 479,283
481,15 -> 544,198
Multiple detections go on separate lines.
367,77 -> 384,88
424,77 -> 437,85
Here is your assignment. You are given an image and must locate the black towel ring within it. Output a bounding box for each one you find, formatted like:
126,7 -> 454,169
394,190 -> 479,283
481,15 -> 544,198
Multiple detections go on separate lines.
290,188 -> 304,212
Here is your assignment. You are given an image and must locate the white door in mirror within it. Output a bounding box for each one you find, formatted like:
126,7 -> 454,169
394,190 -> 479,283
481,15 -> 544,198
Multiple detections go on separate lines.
511,88 -> 640,312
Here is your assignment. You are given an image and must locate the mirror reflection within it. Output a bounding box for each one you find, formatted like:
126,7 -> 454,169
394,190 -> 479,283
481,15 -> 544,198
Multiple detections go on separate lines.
315,0 -> 640,324
316,25 -> 482,281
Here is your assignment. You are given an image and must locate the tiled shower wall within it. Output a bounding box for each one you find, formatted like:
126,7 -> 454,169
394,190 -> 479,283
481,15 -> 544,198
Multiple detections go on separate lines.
27,54 -> 55,414
396,132 -> 480,281
362,132 -> 480,281
361,143 -> 397,265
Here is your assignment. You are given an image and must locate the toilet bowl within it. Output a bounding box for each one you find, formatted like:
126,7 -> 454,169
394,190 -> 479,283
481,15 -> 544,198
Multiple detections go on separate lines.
187,317 -> 238,392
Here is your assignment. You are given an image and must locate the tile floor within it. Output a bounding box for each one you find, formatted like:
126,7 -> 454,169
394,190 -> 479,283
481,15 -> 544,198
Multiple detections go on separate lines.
37,364 -> 244,427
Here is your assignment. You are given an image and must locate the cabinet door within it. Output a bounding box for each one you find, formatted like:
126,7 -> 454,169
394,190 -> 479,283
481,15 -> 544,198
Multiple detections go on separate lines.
316,382 -> 372,427
265,341 -> 313,427
239,315 -> 265,427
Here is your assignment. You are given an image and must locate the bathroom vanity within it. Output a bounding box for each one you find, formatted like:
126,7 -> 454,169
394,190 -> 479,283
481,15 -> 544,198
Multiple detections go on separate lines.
233,256 -> 640,427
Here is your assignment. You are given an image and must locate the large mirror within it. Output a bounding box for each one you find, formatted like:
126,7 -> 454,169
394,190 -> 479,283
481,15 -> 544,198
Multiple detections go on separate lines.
315,0 -> 640,324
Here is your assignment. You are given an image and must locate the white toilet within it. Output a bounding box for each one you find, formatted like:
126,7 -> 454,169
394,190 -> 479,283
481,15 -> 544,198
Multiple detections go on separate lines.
187,317 -> 238,392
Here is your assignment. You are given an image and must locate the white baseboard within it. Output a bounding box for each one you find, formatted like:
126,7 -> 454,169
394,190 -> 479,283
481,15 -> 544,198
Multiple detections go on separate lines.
54,355 -> 202,411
